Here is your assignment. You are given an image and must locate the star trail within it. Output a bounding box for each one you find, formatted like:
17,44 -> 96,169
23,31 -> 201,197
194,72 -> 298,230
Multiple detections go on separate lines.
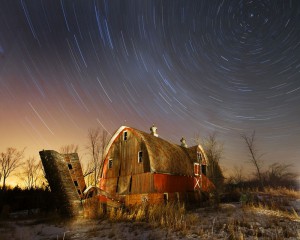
0,0 -> 299,182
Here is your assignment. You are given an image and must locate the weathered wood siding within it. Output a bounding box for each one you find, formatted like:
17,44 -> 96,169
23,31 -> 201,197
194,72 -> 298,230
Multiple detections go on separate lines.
125,192 -> 201,206
64,153 -> 86,198
101,128 -> 151,197
130,172 -> 154,194
39,150 -> 83,217
153,173 -> 194,192
125,193 -> 165,205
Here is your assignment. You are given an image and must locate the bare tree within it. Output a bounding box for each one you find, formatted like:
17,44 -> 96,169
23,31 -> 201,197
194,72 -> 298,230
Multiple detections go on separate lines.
60,144 -> 79,154
21,157 -> 43,189
203,133 -> 224,184
227,165 -> 245,185
86,128 -> 109,186
193,132 -> 224,184
83,161 -> 94,186
266,162 -> 298,188
241,130 -> 264,190
0,147 -> 25,190
202,133 -> 225,207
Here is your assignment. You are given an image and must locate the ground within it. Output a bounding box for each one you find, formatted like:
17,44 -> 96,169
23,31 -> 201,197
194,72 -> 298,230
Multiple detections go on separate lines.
0,200 -> 299,240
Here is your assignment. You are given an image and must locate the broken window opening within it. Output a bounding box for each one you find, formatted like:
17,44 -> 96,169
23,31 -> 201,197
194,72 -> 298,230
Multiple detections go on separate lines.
201,164 -> 207,176
138,151 -> 143,163
123,131 -> 128,141
68,164 -> 73,170
108,159 -> 113,169
197,152 -> 202,161
129,176 -> 132,193
74,180 -> 78,186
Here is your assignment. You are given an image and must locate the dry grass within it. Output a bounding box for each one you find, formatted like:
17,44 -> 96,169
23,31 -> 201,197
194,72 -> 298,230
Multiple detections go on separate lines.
82,199 -> 199,233
79,188 -> 300,238
2,199 -> 299,239
239,187 -> 300,222
264,186 -> 300,199
245,202 -> 299,221
232,186 -> 300,199
107,202 -> 198,232
225,218 -> 246,240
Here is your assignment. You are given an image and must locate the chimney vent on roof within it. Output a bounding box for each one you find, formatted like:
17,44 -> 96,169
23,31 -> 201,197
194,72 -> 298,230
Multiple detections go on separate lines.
180,137 -> 188,148
150,124 -> 158,137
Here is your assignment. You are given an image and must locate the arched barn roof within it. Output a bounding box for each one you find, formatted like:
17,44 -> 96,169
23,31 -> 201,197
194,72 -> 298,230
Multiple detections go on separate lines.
104,126 -> 208,177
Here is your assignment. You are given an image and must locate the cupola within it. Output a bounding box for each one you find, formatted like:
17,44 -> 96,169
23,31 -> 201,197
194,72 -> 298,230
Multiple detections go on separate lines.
180,137 -> 187,148
150,124 -> 158,137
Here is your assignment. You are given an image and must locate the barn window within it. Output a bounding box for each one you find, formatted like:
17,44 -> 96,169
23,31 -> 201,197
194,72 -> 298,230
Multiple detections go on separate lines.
68,164 -> 73,170
88,191 -> 93,198
201,164 -> 207,176
197,152 -> 202,161
194,163 -> 200,176
108,159 -> 113,169
138,151 -> 143,163
74,181 -> 78,186
123,131 -> 128,141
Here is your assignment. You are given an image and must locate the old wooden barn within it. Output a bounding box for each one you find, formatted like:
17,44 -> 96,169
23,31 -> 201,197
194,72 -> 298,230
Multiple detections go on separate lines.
99,125 -> 214,206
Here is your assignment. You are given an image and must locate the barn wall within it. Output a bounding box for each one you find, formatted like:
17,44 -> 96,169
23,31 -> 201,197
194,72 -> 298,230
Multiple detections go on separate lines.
99,173 -> 154,196
101,129 -> 152,197
125,191 -> 202,206
99,178 -> 117,195
103,129 -> 150,178
131,172 -> 154,194
125,193 -> 165,205
153,173 -> 194,193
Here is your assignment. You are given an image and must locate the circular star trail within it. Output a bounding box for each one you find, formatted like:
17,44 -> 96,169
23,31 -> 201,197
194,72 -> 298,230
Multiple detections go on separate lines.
0,0 -> 299,180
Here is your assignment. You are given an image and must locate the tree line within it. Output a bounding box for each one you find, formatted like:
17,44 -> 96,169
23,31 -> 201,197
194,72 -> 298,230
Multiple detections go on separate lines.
0,128 -> 298,211
1,128 -> 298,191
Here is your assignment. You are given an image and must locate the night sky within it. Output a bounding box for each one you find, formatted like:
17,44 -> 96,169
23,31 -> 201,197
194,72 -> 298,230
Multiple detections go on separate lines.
1,0 -> 299,184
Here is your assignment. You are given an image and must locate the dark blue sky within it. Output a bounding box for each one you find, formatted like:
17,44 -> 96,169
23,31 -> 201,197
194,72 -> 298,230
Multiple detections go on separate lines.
0,0 -> 299,182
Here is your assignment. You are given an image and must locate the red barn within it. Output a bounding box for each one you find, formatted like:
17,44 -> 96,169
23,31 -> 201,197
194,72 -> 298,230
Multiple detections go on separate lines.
99,125 -> 214,206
